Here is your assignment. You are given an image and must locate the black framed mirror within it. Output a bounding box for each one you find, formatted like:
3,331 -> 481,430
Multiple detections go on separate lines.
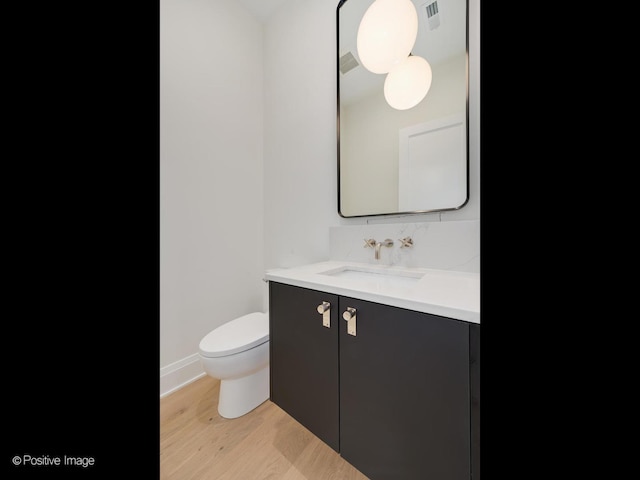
337,0 -> 468,218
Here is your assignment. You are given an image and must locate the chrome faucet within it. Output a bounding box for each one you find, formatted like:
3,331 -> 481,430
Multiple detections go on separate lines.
364,238 -> 394,260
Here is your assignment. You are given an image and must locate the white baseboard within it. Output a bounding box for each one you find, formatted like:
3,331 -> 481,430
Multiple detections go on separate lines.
160,353 -> 206,398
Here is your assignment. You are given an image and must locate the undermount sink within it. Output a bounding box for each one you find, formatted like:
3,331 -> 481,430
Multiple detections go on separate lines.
319,265 -> 424,285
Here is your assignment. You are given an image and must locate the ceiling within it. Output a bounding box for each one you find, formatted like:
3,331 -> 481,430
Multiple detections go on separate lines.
237,0 -> 290,21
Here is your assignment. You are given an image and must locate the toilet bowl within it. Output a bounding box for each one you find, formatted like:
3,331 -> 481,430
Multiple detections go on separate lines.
198,312 -> 270,419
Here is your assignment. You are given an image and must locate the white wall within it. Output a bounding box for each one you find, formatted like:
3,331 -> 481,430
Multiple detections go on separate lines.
263,0 -> 340,270
160,0 -> 264,394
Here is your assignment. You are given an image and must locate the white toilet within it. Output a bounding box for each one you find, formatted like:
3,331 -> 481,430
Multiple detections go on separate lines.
198,312 -> 270,419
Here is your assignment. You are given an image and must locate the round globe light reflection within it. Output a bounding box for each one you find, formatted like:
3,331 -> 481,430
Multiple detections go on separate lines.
356,0 -> 418,74
384,55 -> 433,110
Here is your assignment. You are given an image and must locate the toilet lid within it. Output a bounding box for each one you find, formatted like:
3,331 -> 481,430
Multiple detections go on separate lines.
199,312 -> 269,358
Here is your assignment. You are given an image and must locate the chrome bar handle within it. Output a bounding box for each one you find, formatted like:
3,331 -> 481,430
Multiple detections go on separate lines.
317,301 -> 331,328
343,307 -> 357,336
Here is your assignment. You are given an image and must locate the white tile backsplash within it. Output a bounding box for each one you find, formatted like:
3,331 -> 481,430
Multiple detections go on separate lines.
329,220 -> 479,273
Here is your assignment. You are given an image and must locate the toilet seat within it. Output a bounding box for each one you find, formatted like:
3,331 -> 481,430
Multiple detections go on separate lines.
199,312 -> 269,358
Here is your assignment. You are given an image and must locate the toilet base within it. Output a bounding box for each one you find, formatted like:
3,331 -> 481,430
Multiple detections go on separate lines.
218,365 -> 270,419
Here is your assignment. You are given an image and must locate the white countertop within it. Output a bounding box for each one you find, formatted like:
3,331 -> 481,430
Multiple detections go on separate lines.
264,261 -> 480,324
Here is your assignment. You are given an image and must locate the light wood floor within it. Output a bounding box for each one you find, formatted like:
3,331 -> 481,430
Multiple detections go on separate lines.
160,376 -> 369,480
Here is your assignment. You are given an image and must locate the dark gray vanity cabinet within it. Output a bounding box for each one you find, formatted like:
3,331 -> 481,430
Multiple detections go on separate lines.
269,282 -> 340,451
339,295 -> 475,480
269,281 -> 480,480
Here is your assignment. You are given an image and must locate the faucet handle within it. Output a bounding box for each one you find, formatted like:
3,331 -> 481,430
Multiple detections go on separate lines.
398,237 -> 413,248
364,238 -> 376,248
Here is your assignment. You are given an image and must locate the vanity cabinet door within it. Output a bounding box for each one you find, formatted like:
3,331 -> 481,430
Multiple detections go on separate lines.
269,282 -> 340,451
338,296 -> 471,480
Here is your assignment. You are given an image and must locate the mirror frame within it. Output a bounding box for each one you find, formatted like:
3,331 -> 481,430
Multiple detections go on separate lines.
336,0 -> 469,218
